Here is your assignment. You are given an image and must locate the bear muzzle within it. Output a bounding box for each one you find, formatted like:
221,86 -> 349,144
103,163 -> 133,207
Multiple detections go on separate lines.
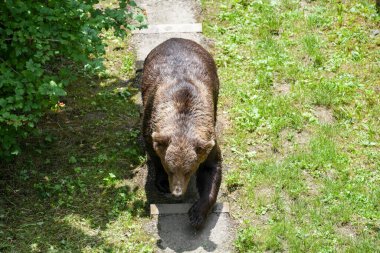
172,186 -> 183,198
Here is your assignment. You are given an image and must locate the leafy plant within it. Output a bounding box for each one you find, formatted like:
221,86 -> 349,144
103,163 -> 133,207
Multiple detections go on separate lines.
235,224 -> 257,252
0,0 -> 146,159
103,172 -> 118,187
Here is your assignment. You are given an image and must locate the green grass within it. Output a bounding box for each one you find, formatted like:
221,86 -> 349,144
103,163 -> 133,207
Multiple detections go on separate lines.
203,0 -> 379,252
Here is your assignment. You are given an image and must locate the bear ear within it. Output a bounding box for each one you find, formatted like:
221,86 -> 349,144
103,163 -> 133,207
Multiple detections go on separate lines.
152,132 -> 170,148
195,139 -> 215,154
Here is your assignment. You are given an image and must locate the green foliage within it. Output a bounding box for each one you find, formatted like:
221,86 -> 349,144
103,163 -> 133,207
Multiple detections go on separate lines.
302,34 -> 324,67
0,0 -> 145,158
235,224 -> 257,252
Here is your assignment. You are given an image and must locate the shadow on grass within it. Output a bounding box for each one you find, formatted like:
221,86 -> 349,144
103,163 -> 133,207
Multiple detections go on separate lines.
0,72 -> 152,251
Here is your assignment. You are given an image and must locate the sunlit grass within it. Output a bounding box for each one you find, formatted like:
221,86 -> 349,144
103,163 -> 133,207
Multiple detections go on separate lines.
203,0 -> 380,251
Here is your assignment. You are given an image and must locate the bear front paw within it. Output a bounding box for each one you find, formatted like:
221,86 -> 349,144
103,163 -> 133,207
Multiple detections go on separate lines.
188,201 -> 209,229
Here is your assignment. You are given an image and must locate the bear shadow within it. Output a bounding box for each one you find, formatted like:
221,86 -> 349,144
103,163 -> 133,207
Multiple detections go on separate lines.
156,212 -> 220,252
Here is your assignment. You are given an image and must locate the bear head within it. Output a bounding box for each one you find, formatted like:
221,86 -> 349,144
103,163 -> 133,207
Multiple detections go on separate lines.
152,132 -> 215,197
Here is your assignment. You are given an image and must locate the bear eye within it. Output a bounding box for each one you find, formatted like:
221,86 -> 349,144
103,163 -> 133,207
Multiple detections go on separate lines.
153,141 -> 169,152
195,146 -> 203,155
155,141 -> 165,148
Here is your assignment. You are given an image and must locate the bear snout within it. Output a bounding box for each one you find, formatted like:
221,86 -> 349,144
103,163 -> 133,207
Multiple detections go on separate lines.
172,186 -> 183,198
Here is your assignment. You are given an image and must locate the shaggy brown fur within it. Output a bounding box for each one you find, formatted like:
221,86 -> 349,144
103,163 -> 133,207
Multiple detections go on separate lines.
141,38 -> 222,229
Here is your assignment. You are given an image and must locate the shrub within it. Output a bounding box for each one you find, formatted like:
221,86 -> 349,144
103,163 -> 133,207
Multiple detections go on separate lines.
0,0 -> 145,159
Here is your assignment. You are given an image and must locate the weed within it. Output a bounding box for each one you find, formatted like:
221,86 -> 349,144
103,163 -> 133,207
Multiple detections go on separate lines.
235,224 -> 258,252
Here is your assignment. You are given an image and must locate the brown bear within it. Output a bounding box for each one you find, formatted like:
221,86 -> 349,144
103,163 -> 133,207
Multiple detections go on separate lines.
141,38 -> 222,229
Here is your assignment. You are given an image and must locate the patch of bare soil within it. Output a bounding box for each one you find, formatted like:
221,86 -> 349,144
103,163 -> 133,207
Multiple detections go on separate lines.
336,224 -> 357,238
216,110 -> 232,142
247,128 -> 311,161
251,213 -> 271,227
273,82 -> 291,96
301,170 -> 320,196
300,0 -> 315,16
281,192 -> 294,214
313,106 -> 334,124
255,185 -> 276,200
325,169 -> 338,180
279,128 -> 312,155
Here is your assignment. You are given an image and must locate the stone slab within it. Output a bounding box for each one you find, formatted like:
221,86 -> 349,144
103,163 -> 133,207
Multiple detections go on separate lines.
146,213 -> 235,253
136,0 -> 201,25
132,32 -> 211,69
150,202 -> 230,216
132,23 -> 202,34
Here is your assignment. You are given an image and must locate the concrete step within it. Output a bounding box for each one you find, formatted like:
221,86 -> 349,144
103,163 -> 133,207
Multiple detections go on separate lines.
136,0 -> 201,25
150,202 -> 230,215
132,23 -> 202,34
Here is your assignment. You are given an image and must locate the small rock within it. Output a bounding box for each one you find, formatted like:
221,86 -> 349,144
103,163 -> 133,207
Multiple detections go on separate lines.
371,29 -> 380,37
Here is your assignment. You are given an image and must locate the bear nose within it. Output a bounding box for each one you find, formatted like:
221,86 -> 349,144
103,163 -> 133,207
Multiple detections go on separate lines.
172,187 -> 183,197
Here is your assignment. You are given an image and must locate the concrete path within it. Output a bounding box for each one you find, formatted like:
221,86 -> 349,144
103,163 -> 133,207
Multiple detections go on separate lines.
131,1 -> 235,252
132,0 -> 212,70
